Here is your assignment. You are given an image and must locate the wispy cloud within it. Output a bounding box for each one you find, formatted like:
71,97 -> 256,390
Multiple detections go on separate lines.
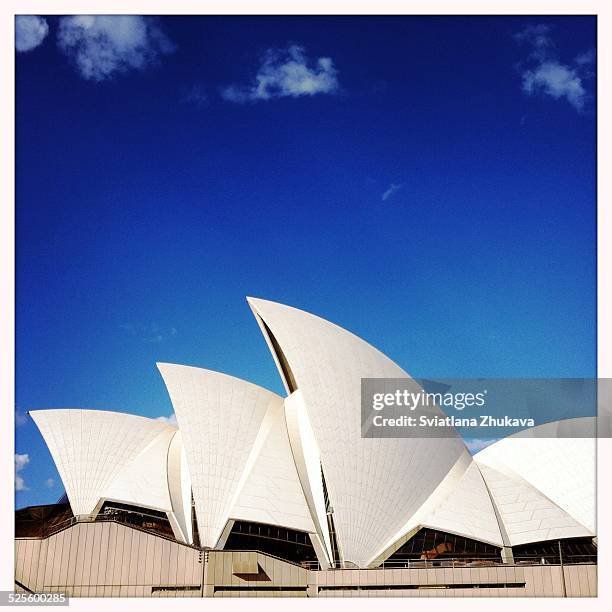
45,478 -> 55,489
15,15 -> 49,52
15,453 -> 30,491
575,49 -> 596,66
514,24 -> 554,61
120,323 -> 177,344
182,84 -> 209,108
156,413 -> 178,426
15,475 -> 27,492
515,24 -> 595,112
381,183 -> 403,202
15,407 -> 28,426
57,16 -> 175,81
220,45 -> 339,103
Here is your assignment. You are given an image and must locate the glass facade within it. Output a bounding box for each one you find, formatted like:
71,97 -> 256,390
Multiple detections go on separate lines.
385,527 -> 502,566
513,537 -> 597,565
224,520 -> 318,566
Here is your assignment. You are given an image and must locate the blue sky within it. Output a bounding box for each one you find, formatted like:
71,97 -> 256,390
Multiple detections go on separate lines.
15,15 -> 596,507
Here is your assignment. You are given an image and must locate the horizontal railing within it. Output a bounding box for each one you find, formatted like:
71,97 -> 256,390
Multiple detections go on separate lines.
19,518 -> 597,572
299,553 -> 597,571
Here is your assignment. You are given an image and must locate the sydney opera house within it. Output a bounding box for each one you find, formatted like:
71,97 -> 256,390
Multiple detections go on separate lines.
15,298 -> 597,597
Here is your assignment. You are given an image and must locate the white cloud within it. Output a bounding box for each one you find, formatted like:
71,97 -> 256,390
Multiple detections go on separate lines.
57,16 -> 175,81
15,16 -> 49,52
15,407 -> 28,426
381,183 -> 403,202
522,62 -> 586,111
575,49 -> 596,66
15,453 -> 29,471
45,478 -> 55,488
515,24 -> 594,112
221,45 -> 339,103
514,24 -> 554,60
156,413 -> 178,426
15,453 -> 30,491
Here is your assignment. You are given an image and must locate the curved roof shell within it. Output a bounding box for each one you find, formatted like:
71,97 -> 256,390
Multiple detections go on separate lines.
157,363 -> 316,549
30,409 -> 173,516
29,301 -> 597,566
247,297 -> 469,567
475,418 -> 596,542
29,409 -> 193,543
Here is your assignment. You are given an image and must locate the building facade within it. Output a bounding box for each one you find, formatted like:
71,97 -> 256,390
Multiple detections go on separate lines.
16,298 -> 597,597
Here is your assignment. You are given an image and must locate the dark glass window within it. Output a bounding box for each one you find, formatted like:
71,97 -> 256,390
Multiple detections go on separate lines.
190,496 -> 200,548
15,503 -> 73,538
224,520 -> 317,566
321,466 -> 341,568
385,527 -> 501,566
97,501 -> 175,538
513,538 -> 597,565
